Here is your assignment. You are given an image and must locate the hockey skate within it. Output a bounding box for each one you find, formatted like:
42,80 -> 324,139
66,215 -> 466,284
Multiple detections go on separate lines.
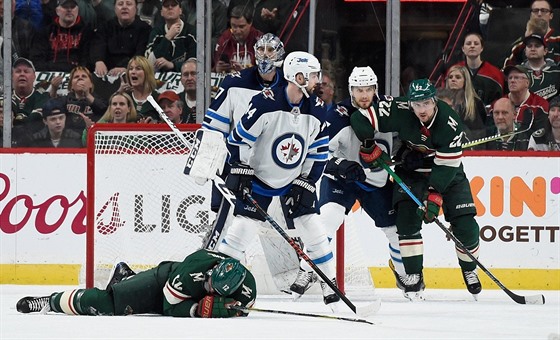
389,259 -> 425,300
289,267 -> 317,300
16,296 -> 51,314
106,262 -> 136,292
462,269 -> 482,299
320,278 -> 341,312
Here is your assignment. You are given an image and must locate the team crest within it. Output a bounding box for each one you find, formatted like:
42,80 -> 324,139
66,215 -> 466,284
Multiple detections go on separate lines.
336,105 -> 348,117
315,97 -> 324,107
272,133 -> 305,169
262,88 -> 275,100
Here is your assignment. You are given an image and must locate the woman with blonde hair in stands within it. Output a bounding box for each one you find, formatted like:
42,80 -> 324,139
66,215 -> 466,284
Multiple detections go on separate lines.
445,65 -> 488,147
82,92 -> 138,145
118,55 -> 159,121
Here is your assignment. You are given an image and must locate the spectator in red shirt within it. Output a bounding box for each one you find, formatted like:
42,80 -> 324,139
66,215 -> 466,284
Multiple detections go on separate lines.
213,5 -> 263,73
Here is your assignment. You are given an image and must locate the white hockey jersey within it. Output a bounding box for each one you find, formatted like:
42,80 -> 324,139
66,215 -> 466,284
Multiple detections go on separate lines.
327,97 -> 393,188
202,67 -> 287,137
228,86 -> 329,193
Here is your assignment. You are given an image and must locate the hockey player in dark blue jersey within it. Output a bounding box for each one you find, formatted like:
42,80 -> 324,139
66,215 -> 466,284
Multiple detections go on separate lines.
217,51 -> 341,309
288,66 -> 414,298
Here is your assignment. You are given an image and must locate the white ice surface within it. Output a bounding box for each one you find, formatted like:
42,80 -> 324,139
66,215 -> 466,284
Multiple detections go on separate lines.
1,285 -> 558,340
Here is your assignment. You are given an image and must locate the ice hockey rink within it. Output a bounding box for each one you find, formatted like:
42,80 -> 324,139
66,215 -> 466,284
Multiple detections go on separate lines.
1,285 -> 558,339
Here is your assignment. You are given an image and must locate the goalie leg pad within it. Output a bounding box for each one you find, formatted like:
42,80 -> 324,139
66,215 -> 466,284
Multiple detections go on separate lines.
184,129 -> 227,183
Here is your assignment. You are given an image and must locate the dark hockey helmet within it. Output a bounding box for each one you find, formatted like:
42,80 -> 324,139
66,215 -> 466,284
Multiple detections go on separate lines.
407,78 -> 436,102
254,33 -> 285,75
210,258 -> 247,295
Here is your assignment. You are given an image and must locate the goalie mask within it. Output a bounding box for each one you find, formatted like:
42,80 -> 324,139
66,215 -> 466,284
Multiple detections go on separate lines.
283,51 -> 322,98
254,33 -> 285,75
348,66 -> 377,96
210,258 -> 247,295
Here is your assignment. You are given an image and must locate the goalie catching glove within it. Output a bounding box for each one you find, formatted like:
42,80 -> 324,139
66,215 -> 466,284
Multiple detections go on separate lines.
196,295 -> 243,318
417,187 -> 443,223
225,163 -> 255,196
324,157 -> 366,183
359,139 -> 391,169
285,176 -> 317,218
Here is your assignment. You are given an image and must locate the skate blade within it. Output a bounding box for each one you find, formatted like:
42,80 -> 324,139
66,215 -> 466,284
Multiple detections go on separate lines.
291,292 -> 303,301
326,300 -> 341,313
403,291 -> 425,302
471,293 -> 479,301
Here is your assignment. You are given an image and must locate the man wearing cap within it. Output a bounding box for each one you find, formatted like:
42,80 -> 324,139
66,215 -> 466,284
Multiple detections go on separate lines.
145,0 -> 196,73
521,34 -> 560,102
24,97 -> 83,148
503,0 -> 560,67
529,97 -> 560,151
29,0 -> 94,72
11,58 -> 50,133
503,64 -> 549,134
157,90 -> 185,124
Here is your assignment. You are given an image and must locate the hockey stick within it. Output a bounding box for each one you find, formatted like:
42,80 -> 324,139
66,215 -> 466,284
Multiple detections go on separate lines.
462,111 -> 535,149
146,95 -> 237,207
243,189 -> 381,317
378,162 -> 545,305
229,305 -> 374,325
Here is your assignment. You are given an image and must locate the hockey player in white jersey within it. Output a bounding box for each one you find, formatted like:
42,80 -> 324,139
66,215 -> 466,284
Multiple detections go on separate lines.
289,66 -> 416,298
217,51 -> 341,308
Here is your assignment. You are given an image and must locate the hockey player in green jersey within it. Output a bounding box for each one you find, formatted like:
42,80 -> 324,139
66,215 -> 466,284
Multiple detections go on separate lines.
350,79 -> 482,300
16,249 -> 256,318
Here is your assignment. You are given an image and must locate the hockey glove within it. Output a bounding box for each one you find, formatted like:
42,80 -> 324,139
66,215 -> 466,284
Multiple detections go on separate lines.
324,157 -> 366,183
285,177 -> 317,218
400,148 -> 425,171
196,295 -> 242,318
225,163 -> 254,196
359,140 -> 391,169
416,187 -> 443,223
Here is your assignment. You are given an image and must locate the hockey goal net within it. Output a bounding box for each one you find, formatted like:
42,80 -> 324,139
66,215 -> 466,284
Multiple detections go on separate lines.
85,124 -> 375,296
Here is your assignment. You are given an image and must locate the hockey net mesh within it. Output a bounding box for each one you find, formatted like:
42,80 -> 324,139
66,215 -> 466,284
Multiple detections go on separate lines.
85,125 -> 376,296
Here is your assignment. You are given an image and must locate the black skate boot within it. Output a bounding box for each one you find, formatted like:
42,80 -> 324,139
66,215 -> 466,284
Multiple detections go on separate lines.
401,272 -> 426,301
320,278 -> 341,307
16,296 -> 51,314
289,267 -> 317,299
462,269 -> 482,298
389,259 -> 406,291
106,262 -> 136,292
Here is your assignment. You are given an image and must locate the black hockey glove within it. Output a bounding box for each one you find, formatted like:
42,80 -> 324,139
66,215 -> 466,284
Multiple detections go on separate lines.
400,148 -> 425,171
324,157 -> 366,183
225,163 -> 254,196
285,176 -> 317,219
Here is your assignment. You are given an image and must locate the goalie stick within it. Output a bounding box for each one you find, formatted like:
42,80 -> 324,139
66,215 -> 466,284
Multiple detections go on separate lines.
146,95 -> 237,207
243,189 -> 381,317
378,162 -> 545,305
229,305 -> 374,325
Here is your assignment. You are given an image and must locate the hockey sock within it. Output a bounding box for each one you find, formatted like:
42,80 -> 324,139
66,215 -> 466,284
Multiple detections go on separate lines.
449,215 -> 480,271
50,289 -> 86,315
217,215 -> 259,261
295,214 -> 336,279
381,225 -> 406,276
398,233 -> 424,274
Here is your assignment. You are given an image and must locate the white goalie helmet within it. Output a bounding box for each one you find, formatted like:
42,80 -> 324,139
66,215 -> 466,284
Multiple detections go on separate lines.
348,66 -> 378,96
254,33 -> 285,74
283,51 -> 321,97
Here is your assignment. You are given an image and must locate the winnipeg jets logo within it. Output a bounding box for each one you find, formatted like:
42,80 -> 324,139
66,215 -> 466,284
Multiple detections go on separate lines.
336,105 -> 348,117
230,71 -> 242,78
315,97 -> 324,107
272,133 -> 305,169
261,88 -> 275,100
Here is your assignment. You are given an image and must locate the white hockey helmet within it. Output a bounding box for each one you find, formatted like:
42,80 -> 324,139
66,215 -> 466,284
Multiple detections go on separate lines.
348,66 -> 378,96
254,33 -> 285,74
283,51 -> 321,97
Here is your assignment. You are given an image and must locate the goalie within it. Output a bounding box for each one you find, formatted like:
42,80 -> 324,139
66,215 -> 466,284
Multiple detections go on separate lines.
16,249 -> 256,318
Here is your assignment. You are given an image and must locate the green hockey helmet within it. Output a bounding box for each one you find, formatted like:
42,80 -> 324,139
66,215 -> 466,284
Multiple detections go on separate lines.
407,79 -> 436,102
210,258 -> 247,295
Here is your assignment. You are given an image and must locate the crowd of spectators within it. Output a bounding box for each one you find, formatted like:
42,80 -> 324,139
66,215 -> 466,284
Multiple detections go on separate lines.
1,0 -> 559,151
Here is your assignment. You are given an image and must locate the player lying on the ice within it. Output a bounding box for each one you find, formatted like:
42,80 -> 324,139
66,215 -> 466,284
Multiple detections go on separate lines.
16,249 -> 256,318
